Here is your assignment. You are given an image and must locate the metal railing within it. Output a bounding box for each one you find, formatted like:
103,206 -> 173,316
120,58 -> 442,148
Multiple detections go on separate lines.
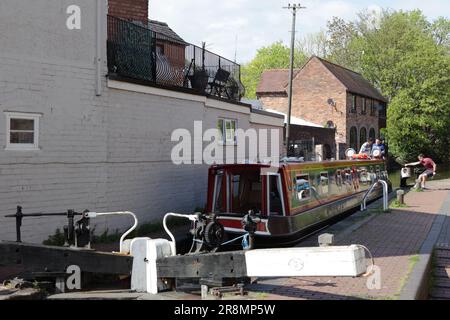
107,16 -> 244,101
361,180 -> 389,212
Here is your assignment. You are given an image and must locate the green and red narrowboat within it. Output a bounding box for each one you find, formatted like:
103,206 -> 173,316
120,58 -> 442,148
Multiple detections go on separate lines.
205,159 -> 391,246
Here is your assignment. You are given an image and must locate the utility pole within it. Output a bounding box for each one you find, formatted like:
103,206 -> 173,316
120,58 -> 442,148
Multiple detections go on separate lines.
283,3 -> 306,153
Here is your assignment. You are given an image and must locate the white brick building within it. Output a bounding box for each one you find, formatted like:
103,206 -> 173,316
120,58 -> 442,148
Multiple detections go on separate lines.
0,0 -> 284,243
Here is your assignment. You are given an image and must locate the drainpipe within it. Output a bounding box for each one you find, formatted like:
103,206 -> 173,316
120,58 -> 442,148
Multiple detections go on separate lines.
95,0 -> 104,96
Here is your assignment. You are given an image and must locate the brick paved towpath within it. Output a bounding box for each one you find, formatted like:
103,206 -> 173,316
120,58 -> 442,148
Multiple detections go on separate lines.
247,179 -> 450,300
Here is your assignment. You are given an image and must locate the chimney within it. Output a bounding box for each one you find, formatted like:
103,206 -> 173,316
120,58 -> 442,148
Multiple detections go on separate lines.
108,0 -> 149,26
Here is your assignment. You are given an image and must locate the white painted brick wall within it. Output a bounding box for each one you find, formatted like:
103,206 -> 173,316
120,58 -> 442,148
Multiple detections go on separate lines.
0,0 -> 283,243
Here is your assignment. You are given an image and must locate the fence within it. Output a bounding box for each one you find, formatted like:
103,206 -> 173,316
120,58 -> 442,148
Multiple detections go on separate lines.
107,15 -> 244,101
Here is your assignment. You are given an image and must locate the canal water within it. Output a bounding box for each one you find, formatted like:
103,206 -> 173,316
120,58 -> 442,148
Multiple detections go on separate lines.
388,163 -> 450,188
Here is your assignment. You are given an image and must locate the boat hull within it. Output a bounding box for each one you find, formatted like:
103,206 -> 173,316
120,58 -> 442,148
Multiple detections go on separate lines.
219,185 -> 385,248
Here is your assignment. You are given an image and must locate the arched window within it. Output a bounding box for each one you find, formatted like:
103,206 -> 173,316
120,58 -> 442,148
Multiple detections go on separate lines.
349,127 -> 358,151
360,127 -> 367,147
369,128 -> 376,141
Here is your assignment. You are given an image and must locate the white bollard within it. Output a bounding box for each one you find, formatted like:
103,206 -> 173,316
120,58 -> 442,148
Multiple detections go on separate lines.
130,238 -> 174,294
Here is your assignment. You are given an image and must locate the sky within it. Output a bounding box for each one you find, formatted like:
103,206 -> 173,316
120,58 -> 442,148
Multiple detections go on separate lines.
149,0 -> 450,64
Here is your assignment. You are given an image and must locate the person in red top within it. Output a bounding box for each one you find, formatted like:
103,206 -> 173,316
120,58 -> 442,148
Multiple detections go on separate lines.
405,154 -> 437,189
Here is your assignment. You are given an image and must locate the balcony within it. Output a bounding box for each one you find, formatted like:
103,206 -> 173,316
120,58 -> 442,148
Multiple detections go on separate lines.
107,15 -> 245,102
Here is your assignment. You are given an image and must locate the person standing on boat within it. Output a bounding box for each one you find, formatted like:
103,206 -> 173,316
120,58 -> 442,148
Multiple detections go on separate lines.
405,154 -> 437,189
359,138 -> 374,156
371,139 -> 386,159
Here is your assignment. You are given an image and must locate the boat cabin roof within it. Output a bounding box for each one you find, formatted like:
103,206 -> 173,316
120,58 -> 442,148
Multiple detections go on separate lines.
210,159 -> 385,172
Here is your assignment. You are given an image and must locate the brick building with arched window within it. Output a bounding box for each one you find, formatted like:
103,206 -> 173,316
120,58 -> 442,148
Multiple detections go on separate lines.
256,56 -> 388,159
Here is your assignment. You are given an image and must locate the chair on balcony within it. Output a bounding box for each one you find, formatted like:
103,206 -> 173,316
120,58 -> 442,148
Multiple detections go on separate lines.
155,50 -> 185,86
208,68 -> 231,99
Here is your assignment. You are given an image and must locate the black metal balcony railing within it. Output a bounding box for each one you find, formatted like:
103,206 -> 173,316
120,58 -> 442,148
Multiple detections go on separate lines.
107,16 -> 244,101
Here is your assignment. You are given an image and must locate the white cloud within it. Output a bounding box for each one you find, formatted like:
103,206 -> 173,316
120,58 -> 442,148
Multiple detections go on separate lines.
388,0 -> 450,19
148,0 -> 449,64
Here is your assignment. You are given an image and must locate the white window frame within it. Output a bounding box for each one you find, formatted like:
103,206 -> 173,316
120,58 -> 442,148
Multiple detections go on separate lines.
218,118 -> 237,145
296,173 -> 311,202
5,112 -> 41,151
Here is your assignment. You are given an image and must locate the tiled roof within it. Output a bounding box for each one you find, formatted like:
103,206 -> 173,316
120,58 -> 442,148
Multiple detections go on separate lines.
148,19 -> 186,45
256,57 -> 388,103
316,57 -> 388,103
256,69 -> 299,95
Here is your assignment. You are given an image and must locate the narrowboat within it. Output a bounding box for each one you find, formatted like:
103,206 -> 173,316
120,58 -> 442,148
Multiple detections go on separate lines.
205,159 -> 391,247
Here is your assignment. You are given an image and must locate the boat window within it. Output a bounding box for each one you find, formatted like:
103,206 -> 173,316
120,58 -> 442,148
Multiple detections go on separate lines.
269,175 -> 284,216
213,173 -> 225,213
359,168 -> 370,185
320,172 -> 329,194
344,169 -> 353,183
369,167 -> 377,183
296,174 -> 311,201
376,169 -> 381,180
230,173 -> 262,214
335,170 -> 343,188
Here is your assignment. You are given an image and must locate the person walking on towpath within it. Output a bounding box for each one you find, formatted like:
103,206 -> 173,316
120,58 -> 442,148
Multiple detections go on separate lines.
405,154 -> 437,190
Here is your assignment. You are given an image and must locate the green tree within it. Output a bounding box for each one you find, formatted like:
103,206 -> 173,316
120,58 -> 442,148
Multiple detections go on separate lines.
352,10 -> 450,161
297,30 -> 329,58
431,17 -> 450,51
386,62 -> 450,162
241,10 -> 450,162
241,42 -> 307,99
326,17 -> 361,71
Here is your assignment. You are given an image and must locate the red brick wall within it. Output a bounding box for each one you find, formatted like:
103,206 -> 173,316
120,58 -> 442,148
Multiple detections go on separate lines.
291,57 -> 347,144
346,92 -> 381,151
258,57 -> 386,156
258,96 -> 288,114
108,0 -> 149,25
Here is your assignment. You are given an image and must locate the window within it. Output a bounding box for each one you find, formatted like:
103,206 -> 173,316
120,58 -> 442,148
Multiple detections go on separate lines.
296,174 -> 311,201
335,170 -> 343,188
379,103 -> 386,118
359,168 -> 370,185
350,95 -> 357,113
319,172 -> 329,194
344,169 -> 353,184
370,100 -> 377,116
230,173 -> 262,213
217,119 -> 236,144
360,127 -> 367,147
362,98 -> 368,114
268,174 -> 284,216
213,171 -> 225,213
349,126 -> 358,151
5,112 -> 41,151
369,128 -> 376,141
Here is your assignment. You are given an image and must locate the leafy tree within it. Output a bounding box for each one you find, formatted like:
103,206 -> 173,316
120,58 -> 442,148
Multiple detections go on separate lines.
386,63 -> 450,162
241,42 -> 307,99
431,17 -> 450,50
352,10 -> 450,161
326,17 -> 361,71
297,30 -> 329,58
241,10 -> 450,162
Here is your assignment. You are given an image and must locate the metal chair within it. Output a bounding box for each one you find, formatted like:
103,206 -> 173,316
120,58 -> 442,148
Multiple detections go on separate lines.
208,68 -> 231,98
